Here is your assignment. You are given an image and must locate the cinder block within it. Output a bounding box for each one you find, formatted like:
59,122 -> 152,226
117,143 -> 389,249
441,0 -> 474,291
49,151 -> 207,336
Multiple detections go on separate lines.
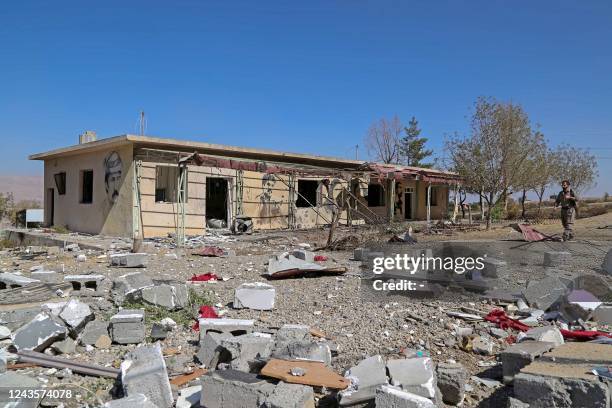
141,283 -> 188,310
110,309 -> 145,344
375,385 -> 436,408
197,331 -> 232,368
200,369 -> 276,408
58,299 -> 94,333
0,272 -> 39,289
339,355 -> 388,405
543,251 -> 572,267
436,362 -> 467,405
234,282 -> 276,310
79,320 -> 110,345
111,272 -> 154,304
500,341 -> 555,384
64,274 -> 106,292
386,357 -> 437,400
266,381 -> 315,408
198,318 -> 254,337
11,312 -> 67,351
522,276 -> 567,310
272,340 -> 332,366
481,257 -> 507,278
120,343 -> 173,408
221,332 -> 275,372
110,253 -> 148,268
31,270 -> 60,283
276,324 -> 310,342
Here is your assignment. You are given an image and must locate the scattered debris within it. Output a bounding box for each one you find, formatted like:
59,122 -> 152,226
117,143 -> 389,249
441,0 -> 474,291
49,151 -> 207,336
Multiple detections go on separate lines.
233,282 -> 276,310
260,358 -> 350,389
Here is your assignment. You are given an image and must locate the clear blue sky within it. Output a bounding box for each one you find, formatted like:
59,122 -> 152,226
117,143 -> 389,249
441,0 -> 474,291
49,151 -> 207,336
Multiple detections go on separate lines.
1,1 -> 611,196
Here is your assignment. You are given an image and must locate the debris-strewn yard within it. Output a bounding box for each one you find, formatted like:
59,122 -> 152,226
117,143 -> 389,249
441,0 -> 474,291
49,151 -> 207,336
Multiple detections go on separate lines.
0,212 -> 611,407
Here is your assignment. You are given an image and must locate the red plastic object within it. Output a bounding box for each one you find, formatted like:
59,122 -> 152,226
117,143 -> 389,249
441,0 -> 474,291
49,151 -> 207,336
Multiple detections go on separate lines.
314,255 -> 328,262
195,246 -> 226,257
190,273 -> 219,282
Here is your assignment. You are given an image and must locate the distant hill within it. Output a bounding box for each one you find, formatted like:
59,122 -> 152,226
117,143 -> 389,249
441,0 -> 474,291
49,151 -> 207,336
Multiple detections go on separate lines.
0,175 -> 43,202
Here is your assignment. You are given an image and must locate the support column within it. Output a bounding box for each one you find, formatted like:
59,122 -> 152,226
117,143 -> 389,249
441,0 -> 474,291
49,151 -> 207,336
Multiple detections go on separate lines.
426,182 -> 432,225
388,178 -> 396,222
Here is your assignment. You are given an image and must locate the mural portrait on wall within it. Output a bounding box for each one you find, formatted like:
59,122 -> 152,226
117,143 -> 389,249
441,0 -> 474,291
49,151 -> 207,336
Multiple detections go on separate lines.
104,151 -> 122,204
258,173 -> 281,219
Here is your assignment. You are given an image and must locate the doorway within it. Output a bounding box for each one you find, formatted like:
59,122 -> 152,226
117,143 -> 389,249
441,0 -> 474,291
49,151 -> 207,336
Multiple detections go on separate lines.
404,187 -> 414,220
46,188 -> 54,226
206,178 -> 229,228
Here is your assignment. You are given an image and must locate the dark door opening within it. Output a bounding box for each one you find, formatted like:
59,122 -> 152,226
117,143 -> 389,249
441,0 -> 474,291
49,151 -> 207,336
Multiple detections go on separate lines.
46,188 -> 54,226
206,178 -> 229,228
404,191 -> 413,220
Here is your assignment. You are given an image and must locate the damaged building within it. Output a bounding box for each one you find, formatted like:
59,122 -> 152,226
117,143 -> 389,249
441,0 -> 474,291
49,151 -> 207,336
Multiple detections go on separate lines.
29,133 -> 461,239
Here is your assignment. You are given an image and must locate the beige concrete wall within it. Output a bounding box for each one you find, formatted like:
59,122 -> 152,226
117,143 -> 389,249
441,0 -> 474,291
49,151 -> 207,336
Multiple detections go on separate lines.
43,145 -> 133,236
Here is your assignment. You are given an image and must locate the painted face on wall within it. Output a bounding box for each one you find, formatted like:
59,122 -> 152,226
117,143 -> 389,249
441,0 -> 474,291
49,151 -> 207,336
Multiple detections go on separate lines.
261,174 -> 276,201
104,151 -> 122,203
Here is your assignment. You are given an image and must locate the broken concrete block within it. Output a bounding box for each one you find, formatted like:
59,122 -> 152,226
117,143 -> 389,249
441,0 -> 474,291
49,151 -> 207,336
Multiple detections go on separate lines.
0,306 -> 41,331
500,341 -> 555,384
0,371 -> 41,408
506,397 -> 530,408
272,340 -> 332,366
0,325 -> 11,340
234,282 -> 276,310
110,309 -> 145,344
543,251 -> 572,267
593,303 -> 612,325
481,257 -> 507,278
110,252 -> 148,268
266,381 -> 315,408
221,332 -> 275,372
523,326 -> 564,347
11,312 -> 67,351
95,334 -> 112,349
64,274 -> 106,292
523,276 -> 567,310
436,362 -> 467,405
276,324 -> 310,342
150,323 -> 169,340
50,337 -> 76,354
375,385 -> 436,408
141,283 -> 189,310
103,393 -> 158,408
121,343 -> 173,408
472,336 -> 494,355
353,248 -> 367,261
291,249 -> 315,263
198,318 -> 254,336
338,355 -> 388,406
267,254 -> 324,275
0,272 -> 39,289
602,249 -> 612,275
200,369 -> 276,408
197,331 -> 232,368
386,357 -> 437,400
58,299 -> 94,333
176,385 -> 201,408
30,270 -> 59,283
79,320 -> 109,345
111,272 -> 154,304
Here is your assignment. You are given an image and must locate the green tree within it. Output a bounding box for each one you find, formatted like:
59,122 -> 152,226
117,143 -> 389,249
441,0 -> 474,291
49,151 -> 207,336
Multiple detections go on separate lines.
400,117 -> 433,168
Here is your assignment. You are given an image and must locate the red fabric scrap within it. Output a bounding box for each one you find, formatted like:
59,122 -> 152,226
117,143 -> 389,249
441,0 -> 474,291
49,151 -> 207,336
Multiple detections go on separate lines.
191,305 -> 219,331
190,273 -> 219,282
484,309 -> 612,341
314,255 -> 328,262
195,246 -> 226,257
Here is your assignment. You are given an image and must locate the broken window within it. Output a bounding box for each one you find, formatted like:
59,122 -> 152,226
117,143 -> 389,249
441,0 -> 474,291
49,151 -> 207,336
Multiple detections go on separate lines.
155,166 -> 185,203
296,180 -> 319,208
367,183 -> 385,207
80,170 -> 93,204
54,172 -> 66,195
429,186 -> 438,206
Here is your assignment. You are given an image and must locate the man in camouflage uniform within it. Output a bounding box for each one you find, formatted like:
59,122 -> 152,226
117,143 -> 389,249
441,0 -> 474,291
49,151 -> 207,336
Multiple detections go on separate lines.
554,180 -> 578,241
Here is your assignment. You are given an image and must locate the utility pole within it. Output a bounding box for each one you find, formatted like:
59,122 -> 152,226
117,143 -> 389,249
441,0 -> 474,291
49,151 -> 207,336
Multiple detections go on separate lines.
139,111 -> 146,136
355,144 -> 359,160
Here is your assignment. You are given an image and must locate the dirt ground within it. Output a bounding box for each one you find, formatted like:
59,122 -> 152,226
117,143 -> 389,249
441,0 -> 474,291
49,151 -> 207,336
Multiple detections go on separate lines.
1,212 -> 611,407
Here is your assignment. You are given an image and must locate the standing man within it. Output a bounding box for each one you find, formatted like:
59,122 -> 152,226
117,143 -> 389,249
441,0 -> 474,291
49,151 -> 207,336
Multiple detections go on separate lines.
554,180 -> 578,241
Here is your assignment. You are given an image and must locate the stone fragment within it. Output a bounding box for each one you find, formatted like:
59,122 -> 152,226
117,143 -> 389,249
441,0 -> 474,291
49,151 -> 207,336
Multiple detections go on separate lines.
386,357 -> 437,400
436,362 -> 467,405
141,283 -> 189,310
197,331 -> 232,368
272,340 -> 332,366
543,251 -> 572,267
500,341 -> 555,383
110,309 -> 145,344
58,299 -> 94,333
234,282 -> 276,310
95,334 -> 112,349
0,272 -> 39,289
523,276 -> 567,310
375,385 -> 436,408
198,318 -> 254,336
120,343 -> 173,408
0,306 -> 41,331
176,385 -> 201,408
11,312 -> 67,351
481,257 -> 507,278
200,369 -> 276,408
103,393 -> 158,408
338,355 -> 387,405
51,337 -> 76,354
31,270 -> 59,283
266,381 -> 315,408
110,253 -> 148,268
79,320 -> 109,345
523,326 -> 564,347
221,332 -> 275,372
112,272 -> 154,304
